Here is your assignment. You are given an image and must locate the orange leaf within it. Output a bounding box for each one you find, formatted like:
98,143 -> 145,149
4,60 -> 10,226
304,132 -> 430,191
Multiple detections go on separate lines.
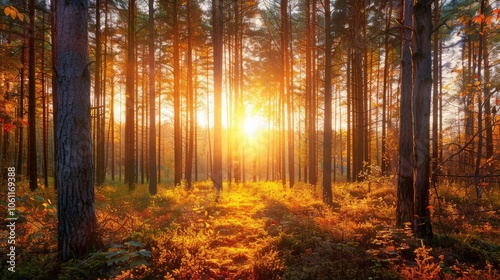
472,14 -> 484,24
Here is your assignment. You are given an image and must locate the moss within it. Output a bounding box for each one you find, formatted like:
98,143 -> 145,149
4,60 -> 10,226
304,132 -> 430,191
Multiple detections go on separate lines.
430,234 -> 500,268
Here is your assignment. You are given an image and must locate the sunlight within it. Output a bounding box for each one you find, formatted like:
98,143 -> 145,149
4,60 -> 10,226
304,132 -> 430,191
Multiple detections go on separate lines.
243,114 -> 265,137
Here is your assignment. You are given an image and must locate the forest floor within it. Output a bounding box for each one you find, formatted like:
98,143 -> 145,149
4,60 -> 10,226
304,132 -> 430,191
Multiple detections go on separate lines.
1,178 -> 500,279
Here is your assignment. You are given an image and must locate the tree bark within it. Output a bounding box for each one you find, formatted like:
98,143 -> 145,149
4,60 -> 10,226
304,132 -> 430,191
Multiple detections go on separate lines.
322,0 -> 332,205
50,0 -> 58,189
212,0 -> 223,195
396,0 -> 414,229
306,0 -> 317,186
185,0 -> 195,190
56,0 -> 100,260
431,0 -> 440,188
95,0 -> 105,186
413,0 -> 433,239
148,0 -> 157,195
474,0 -> 486,199
28,0 -> 37,191
173,0 -> 182,187
125,0 -> 136,189
381,0 -> 393,175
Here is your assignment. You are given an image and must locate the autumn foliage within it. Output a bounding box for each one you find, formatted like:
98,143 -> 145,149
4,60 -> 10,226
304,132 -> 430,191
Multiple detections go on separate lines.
1,179 -> 499,279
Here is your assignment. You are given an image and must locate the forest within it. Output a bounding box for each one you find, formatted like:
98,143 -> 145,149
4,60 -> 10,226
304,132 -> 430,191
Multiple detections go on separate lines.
0,0 -> 500,279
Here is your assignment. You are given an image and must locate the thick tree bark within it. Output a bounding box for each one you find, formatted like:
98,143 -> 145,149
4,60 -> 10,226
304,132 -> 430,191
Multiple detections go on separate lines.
56,0 -> 100,260
413,0 -> 433,239
396,0 -> 414,229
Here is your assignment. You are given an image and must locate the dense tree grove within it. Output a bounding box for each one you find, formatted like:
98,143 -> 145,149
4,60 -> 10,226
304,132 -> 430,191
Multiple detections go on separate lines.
1,0 -> 499,268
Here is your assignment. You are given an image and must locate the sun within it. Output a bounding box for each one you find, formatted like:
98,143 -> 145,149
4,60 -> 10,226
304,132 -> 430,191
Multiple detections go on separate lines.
243,114 -> 264,137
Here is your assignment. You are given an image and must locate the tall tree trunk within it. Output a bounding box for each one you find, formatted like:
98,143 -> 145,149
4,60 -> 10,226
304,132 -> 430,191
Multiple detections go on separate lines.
50,0 -> 58,189
148,0 -> 157,195
185,0 -> 195,190
95,0 -> 105,185
413,0 -> 433,239
396,0 -> 414,229
431,0 -> 440,188
307,0 -> 317,186
322,0 -> 332,205
285,0 -> 294,188
474,0 -> 487,199
346,54 -> 351,181
125,0 -> 136,189
212,0 -> 223,195
173,0 -> 182,186
28,0 -> 37,191
233,0 -> 242,184
140,45 -> 146,184
483,20 -> 492,159
351,0 -> 365,181
280,0 -> 291,187
56,0 -> 100,260
381,0 -> 393,175
41,12 -> 49,189
17,15 -> 26,177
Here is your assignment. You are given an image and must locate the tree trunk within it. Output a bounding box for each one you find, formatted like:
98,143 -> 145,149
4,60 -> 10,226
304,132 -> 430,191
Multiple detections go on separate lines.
41,11 -> 49,189
56,0 -> 100,260
307,0 -> 317,186
28,0 -> 37,191
212,0 -> 223,195
322,0 -> 332,205
381,0 -> 393,175
413,0 -> 433,239
125,0 -> 136,189
50,0 -> 58,189
280,0 -> 290,187
431,0 -> 440,188
173,0 -> 182,187
483,25 -> 492,159
148,0 -> 157,195
396,0 -> 414,229
95,0 -> 105,186
351,0 -> 365,181
284,0 -> 294,188
185,0 -> 195,190
474,0 -> 487,199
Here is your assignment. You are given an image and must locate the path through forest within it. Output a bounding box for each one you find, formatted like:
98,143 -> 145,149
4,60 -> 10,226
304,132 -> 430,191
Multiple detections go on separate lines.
173,184 -> 285,278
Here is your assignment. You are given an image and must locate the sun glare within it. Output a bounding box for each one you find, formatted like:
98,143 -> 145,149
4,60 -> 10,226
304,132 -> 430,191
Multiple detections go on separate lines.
243,114 -> 264,137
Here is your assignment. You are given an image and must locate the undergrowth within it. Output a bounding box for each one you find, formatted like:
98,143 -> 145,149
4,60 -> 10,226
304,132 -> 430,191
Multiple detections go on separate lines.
0,178 -> 498,279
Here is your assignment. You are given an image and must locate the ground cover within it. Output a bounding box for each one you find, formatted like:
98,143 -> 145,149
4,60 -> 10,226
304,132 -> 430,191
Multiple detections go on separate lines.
1,179 -> 499,279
